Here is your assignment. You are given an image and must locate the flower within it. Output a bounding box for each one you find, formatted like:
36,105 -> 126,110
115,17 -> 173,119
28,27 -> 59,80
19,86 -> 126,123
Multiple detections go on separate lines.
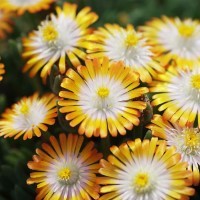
139,16 -> 200,68
27,133 -> 102,200
22,3 -> 98,82
0,63 -> 5,81
0,0 -> 55,15
0,10 -> 13,39
0,93 -> 57,140
150,65 -> 200,128
147,114 -> 200,186
58,57 -> 148,138
86,24 -> 164,83
97,137 -> 195,200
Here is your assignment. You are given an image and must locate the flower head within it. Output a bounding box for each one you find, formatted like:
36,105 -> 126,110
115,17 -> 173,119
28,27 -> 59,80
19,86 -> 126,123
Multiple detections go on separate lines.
140,16 -> 200,68
0,10 -> 13,39
0,63 -> 5,81
58,57 -> 148,138
86,24 -> 164,83
150,65 -> 200,128
0,0 -> 55,15
27,133 -> 102,200
147,114 -> 200,186
97,137 -> 195,200
0,93 -> 57,140
22,3 -> 98,82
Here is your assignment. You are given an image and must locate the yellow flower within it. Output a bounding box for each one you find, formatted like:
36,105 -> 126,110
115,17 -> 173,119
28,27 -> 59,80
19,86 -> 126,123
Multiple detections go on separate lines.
58,57 -> 148,138
0,10 -> 13,39
27,133 -> 102,200
86,24 -> 164,83
0,63 -> 5,81
147,114 -> 200,186
150,65 -> 200,128
0,0 -> 55,15
0,93 -> 57,140
97,137 -> 195,199
22,2 -> 98,82
139,16 -> 200,68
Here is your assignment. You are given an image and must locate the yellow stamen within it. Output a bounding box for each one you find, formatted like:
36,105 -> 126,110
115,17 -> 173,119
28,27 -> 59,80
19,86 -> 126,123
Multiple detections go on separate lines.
124,32 -> 138,47
133,172 -> 150,193
184,129 -> 200,150
57,167 -> 71,181
97,87 -> 110,98
191,74 -> 200,89
178,24 -> 195,37
42,24 -> 58,42
20,103 -> 29,114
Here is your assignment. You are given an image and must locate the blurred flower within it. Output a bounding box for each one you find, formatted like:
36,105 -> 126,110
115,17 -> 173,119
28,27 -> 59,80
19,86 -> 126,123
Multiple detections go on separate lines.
58,57 -> 148,138
22,3 -> 98,82
27,133 -> 102,200
0,93 -> 57,140
97,137 -> 194,200
86,24 -> 164,83
140,16 -> 200,68
150,65 -> 200,128
0,10 -> 13,39
0,0 -> 55,15
0,63 -> 5,81
147,114 -> 200,186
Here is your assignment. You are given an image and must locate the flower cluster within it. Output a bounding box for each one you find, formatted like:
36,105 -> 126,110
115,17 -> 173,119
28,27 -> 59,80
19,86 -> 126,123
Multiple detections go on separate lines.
0,1 -> 200,199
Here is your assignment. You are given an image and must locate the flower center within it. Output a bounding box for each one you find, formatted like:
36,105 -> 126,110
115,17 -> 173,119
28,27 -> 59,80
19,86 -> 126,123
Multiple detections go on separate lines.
191,74 -> 200,89
97,87 -> 110,98
124,32 -> 138,47
42,24 -> 58,42
57,167 -> 71,181
184,129 -> 200,150
20,103 -> 29,114
133,172 -> 152,193
178,24 -> 195,37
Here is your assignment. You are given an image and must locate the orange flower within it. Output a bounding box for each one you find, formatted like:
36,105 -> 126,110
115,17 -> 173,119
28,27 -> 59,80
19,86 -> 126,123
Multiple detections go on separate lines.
27,133 -> 102,200
97,137 -> 195,199
0,93 -> 57,140
58,57 -> 148,138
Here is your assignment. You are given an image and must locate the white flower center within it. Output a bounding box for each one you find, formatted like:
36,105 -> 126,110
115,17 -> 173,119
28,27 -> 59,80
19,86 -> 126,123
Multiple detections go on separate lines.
168,70 -> 200,109
190,74 -> 200,90
158,22 -> 200,59
36,17 -> 81,58
178,24 -> 195,37
165,126 -> 200,167
133,172 -> 153,193
79,76 -> 128,119
174,128 -> 200,155
41,23 -> 58,43
57,165 -> 79,185
12,101 -> 47,130
104,30 -> 152,67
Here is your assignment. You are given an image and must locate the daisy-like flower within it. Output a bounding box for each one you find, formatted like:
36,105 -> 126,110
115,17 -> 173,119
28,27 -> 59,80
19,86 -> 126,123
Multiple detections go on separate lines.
147,114 -> 200,186
0,10 -> 13,39
139,16 -> 200,68
58,57 -> 149,138
22,3 -> 98,82
0,0 -> 55,15
0,93 -> 57,140
97,137 -> 195,200
27,133 -> 102,200
150,65 -> 200,128
86,24 -> 164,83
0,63 -> 5,81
